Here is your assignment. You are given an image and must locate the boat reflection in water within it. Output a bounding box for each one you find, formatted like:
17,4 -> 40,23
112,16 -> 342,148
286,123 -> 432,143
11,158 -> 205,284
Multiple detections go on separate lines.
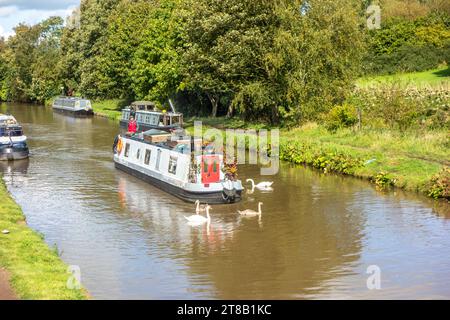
0,158 -> 30,187
0,114 -> 29,161
116,177 -> 239,253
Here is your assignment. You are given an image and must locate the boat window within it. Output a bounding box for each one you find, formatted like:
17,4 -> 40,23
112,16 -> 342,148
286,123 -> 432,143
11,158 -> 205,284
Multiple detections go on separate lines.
124,143 -> 130,157
144,149 -> 151,165
136,149 -> 141,160
168,156 -> 178,175
155,149 -> 162,171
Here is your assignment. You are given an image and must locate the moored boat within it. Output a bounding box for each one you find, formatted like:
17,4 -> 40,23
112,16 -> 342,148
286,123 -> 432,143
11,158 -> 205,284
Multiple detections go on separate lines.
0,114 -> 29,161
52,97 -> 94,116
113,130 -> 243,204
119,101 -> 183,132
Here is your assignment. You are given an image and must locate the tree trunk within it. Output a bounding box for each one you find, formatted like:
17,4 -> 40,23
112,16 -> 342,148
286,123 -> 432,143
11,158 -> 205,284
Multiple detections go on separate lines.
226,103 -> 234,118
271,105 -> 279,125
207,93 -> 219,117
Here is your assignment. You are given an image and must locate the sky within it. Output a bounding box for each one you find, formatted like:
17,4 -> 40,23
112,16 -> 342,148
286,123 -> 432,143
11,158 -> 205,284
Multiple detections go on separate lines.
0,0 -> 79,39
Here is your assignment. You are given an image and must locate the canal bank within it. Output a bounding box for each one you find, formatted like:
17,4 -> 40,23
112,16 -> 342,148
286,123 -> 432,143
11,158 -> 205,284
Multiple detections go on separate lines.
90,100 -> 449,201
0,178 -> 87,300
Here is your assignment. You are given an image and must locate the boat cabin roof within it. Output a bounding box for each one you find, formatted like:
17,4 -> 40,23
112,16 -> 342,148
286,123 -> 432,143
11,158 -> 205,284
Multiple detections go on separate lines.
122,108 -> 183,117
131,101 -> 156,111
126,129 -> 205,155
55,96 -> 90,102
0,114 -> 18,127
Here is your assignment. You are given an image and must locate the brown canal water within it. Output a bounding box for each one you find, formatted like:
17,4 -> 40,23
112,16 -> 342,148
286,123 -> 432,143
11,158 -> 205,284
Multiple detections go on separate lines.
1,103 -> 449,299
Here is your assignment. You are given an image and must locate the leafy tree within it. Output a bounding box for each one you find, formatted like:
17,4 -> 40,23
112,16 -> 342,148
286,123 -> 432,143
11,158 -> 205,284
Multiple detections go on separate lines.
0,38 -> 7,100
128,0 -> 182,105
234,0 -> 366,124
177,0 -> 276,117
30,17 -> 64,103
101,0 -> 156,100
60,0 -> 121,98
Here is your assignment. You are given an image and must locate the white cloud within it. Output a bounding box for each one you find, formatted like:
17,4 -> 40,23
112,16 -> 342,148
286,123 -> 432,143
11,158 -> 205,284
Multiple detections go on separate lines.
0,24 -> 13,39
0,3 -> 78,38
0,5 -> 17,17
0,1 -> 79,10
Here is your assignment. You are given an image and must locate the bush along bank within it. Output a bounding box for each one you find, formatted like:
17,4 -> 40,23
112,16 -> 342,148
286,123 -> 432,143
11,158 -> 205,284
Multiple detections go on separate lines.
0,178 -> 87,299
279,140 -> 449,201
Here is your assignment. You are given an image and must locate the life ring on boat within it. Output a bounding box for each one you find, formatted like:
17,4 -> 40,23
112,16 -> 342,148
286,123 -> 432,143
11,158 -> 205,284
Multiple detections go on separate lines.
221,181 -> 237,203
113,135 -> 123,154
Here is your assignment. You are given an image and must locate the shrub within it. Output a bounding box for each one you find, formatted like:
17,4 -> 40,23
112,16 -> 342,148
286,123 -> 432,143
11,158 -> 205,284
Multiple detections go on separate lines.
324,104 -> 359,132
364,44 -> 450,75
364,12 -> 450,75
427,167 -> 450,199
371,172 -> 397,189
279,141 -> 364,175
352,86 -> 450,130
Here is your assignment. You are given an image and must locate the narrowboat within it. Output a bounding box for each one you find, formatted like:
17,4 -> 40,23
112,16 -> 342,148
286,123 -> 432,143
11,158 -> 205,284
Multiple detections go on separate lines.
52,97 -> 94,116
0,114 -> 29,161
119,101 -> 183,132
113,130 -> 243,204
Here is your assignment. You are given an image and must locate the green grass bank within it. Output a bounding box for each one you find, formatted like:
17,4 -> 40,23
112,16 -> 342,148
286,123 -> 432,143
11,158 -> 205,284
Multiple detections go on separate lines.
357,66 -> 450,88
0,178 -> 87,300
90,98 -> 449,200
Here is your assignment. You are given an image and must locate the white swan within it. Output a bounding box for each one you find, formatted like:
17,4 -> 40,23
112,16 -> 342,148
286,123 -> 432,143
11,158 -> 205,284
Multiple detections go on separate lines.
246,179 -> 273,192
195,200 -> 207,214
238,202 -> 263,217
185,205 -> 211,224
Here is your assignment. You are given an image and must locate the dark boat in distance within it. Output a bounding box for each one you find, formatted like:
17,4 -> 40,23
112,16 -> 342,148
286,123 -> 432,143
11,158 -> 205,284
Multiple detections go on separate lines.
0,114 -> 29,161
119,101 -> 183,132
52,97 -> 94,117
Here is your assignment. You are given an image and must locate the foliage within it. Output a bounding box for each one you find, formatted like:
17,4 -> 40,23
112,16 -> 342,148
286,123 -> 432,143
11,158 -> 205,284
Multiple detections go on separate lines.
371,171 -> 396,189
280,141 -> 364,175
427,167 -> 450,199
364,11 -> 450,75
352,85 -> 450,130
235,0 -> 365,124
129,0 -> 182,105
177,0 -> 276,118
324,104 -> 358,132
365,44 -> 450,75
0,17 -> 64,103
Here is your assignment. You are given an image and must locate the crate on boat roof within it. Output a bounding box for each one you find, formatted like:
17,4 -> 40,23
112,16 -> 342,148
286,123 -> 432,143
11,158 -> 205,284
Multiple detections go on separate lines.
143,129 -> 172,143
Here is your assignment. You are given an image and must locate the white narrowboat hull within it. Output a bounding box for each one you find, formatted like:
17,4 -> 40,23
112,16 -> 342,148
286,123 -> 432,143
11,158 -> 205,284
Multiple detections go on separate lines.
113,137 -> 243,204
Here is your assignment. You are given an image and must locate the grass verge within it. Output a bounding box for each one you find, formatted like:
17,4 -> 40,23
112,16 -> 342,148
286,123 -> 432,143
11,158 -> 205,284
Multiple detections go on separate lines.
91,99 -> 129,121
357,66 -> 450,88
0,178 -> 87,299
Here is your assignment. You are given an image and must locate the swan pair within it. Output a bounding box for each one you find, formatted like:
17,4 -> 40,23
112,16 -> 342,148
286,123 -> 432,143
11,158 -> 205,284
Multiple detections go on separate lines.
246,179 -> 273,193
185,201 -> 211,224
238,202 -> 263,217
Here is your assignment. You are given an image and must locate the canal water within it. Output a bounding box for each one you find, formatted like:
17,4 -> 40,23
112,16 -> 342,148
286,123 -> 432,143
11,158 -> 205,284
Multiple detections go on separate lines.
1,103 -> 449,299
